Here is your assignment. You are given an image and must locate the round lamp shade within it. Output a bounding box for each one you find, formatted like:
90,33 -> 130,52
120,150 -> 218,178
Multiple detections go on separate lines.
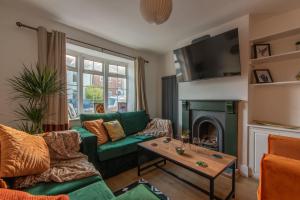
140,0 -> 172,25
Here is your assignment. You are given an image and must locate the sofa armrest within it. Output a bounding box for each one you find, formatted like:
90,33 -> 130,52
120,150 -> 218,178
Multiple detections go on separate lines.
269,135 -> 300,160
258,154 -> 300,200
72,127 -> 99,167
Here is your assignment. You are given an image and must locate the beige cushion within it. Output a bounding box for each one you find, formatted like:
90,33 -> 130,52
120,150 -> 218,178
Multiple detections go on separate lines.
103,120 -> 126,142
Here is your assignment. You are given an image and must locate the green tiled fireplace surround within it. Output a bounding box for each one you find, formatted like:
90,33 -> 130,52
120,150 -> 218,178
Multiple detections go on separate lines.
182,100 -> 238,156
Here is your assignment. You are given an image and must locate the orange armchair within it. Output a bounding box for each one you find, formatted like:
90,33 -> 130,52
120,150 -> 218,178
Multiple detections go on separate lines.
258,135 -> 300,200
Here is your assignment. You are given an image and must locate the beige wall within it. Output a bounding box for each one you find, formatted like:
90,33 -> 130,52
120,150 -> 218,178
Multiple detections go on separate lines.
159,15 -> 250,175
0,3 -> 162,127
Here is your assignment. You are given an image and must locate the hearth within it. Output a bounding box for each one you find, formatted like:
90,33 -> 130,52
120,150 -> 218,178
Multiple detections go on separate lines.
182,100 -> 238,156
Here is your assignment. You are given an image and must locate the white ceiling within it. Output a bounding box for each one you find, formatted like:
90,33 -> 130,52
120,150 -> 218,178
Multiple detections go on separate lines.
7,0 -> 300,53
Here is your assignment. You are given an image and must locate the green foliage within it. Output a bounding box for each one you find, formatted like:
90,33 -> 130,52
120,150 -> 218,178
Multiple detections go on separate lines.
85,86 -> 104,103
9,64 -> 64,134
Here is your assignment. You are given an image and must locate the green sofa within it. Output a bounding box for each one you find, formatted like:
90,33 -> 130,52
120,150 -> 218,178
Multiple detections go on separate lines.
23,175 -> 162,200
72,111 -> 157,178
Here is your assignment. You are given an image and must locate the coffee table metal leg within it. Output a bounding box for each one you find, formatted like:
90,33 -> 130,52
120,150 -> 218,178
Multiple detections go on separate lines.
210,179 -> 215,200
137,149 -> 141,176
232,162 -> 236,199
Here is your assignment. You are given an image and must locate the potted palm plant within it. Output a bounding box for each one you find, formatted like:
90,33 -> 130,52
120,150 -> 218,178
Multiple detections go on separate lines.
9,64 -> 63,134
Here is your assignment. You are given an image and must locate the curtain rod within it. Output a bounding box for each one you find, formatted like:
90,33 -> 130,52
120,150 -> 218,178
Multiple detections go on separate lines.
16,22 -> 149,63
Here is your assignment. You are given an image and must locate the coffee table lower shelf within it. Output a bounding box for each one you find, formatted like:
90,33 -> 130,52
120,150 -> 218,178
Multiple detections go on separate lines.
137,150 -> 236,200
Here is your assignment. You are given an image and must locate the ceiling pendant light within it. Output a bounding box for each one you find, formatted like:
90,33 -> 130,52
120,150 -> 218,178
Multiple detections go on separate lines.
140,0 -> 172,25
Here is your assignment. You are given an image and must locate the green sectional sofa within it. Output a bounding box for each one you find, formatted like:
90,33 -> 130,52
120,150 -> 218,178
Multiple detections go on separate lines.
73,111 -> 157,178
23,175 -> 162,200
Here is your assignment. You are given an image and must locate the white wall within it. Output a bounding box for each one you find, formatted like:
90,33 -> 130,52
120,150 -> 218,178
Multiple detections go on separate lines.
159,15 -> 250,175
0,2 -> 162,127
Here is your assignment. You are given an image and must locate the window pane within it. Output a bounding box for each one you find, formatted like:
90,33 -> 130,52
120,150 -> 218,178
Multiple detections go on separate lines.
83,73 -> 104,87
94,62 -> 103,72
83,73 -> 104,113
66,55 -> 76,68
84,59 -> 93,70
117,78 -> 126,89
107,88 -> 127,113
108,77 -> 118,88
118,66 -> 126,75
67,71 -> 78,85
109,64 -> 118,74
67,85 -> 78,119
83,86 -> 104,113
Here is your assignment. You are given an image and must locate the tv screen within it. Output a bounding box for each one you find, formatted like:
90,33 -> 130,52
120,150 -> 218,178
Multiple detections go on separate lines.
173,28 -> 241,82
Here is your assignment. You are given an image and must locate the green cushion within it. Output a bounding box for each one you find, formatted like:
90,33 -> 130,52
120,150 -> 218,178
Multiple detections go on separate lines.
119,111 -> 149,136
97,136 -> 141,161
24,176 -> 102,195
69,180 -> 115,200
80,113 -> 120,123
114,185 -> 159,200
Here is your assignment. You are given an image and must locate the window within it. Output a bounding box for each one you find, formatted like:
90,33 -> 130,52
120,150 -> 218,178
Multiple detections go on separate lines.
66,50 -> 130,119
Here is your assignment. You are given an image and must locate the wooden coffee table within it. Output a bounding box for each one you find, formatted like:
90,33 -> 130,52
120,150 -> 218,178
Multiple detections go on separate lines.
137,137 -> 237,200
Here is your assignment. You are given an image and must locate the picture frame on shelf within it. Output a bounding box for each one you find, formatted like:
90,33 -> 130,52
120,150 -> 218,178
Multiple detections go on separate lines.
253,44 -> 271,58
253,69 -> 273,83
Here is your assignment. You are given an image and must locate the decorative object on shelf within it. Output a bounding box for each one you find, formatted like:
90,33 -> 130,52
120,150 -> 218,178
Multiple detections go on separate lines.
296,72 -> 300,80
296,41 -> 300,51
253,69 -> 273,83
196,161 -> 208,168
253,44 -> 271,58
140,0 -> 172,25
175,146 -> 185,155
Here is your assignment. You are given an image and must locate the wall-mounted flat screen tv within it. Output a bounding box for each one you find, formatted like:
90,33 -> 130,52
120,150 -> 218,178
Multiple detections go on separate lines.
173,28 -> 241,82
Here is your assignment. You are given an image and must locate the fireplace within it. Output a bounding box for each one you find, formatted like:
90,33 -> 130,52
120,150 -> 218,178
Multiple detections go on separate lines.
192,116 -> 223,151
182,100 -> 238,156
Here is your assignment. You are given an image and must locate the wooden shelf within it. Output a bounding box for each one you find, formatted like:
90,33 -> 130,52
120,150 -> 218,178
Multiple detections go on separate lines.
250,81 -> 300,86
250,50 -> 300,65
248,123 -> 300,133
250,27 -> 300,43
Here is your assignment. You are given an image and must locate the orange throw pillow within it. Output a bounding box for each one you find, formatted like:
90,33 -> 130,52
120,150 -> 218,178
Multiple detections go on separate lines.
0,188 -> 69,200
103,120 -> 125,142
0,124 -> 50,177
83,119 -> 109,144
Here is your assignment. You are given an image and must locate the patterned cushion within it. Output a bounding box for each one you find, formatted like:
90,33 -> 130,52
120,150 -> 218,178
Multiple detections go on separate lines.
0,124 -> 50,177
83,119 -> 109,145
103,120 -> 125,142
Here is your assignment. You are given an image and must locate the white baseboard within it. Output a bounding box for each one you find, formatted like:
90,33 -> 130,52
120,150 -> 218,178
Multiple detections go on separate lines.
239,164 -> 249,177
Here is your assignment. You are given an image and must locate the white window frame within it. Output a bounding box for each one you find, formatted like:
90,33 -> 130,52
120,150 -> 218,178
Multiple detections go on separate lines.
66,50 -> 129,116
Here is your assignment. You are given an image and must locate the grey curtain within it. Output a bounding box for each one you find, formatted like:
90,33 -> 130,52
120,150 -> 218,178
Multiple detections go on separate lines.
134,56 -> 148,113
37,27 -> 68,131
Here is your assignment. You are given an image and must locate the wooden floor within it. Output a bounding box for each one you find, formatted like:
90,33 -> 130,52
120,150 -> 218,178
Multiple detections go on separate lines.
106,162 -> 258,200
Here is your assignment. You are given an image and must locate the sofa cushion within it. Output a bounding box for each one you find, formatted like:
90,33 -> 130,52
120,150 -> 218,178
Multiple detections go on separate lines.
97,136 -> 142,161
83,119 -> 109,144
68,180 -> 114,200
103,120 -> 126,142
80,113 -> 120,123
115,184 -> 159,200
0,124 -> 50,177
119,111 -> 149,136
24,176 -> 101,195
